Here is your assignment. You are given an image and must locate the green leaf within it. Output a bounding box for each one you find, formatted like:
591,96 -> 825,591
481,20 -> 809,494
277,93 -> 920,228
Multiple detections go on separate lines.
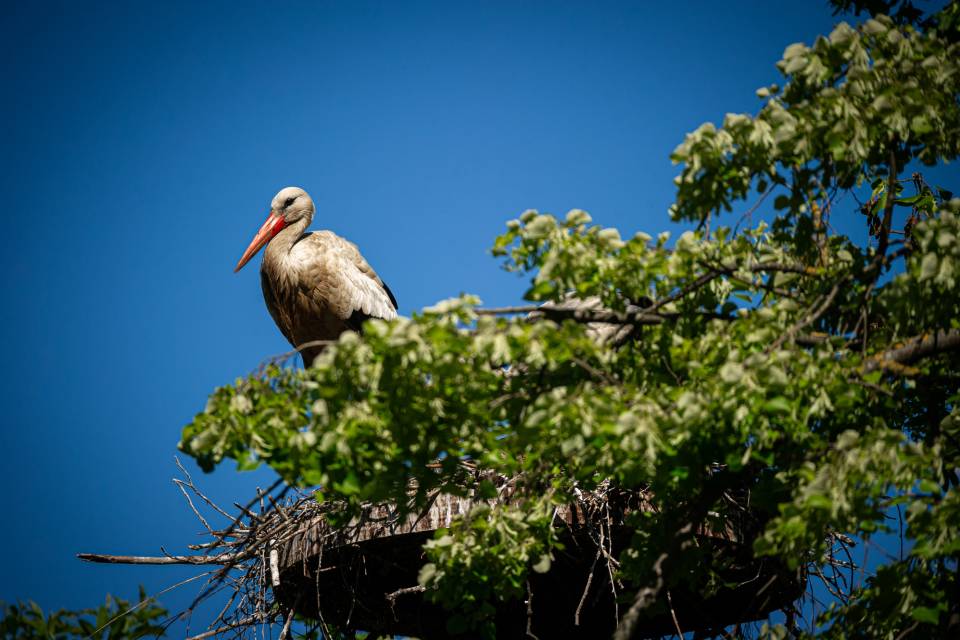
918,479 -> 940,494
920,253 -> 939,280
478,479 -> 497,500
532,554 -> 552,573
805,494 -> 833,510
337,472 -> 361,495
896,194 -> 923,205
763,397 -> 791,415
911,606 -> 941,624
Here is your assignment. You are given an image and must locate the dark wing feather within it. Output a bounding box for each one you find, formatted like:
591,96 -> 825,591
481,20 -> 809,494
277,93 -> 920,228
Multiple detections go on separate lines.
382,281 -> 399,311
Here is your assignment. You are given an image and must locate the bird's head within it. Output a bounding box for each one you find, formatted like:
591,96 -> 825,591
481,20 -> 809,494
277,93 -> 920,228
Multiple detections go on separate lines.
270,186 -> 314,223
235,187 -> 315,272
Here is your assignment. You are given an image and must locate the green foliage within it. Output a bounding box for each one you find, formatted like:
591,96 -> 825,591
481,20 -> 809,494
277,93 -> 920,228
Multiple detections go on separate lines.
419,502 -> 559,637
1,588 -> 168,640
181,2 -> 960,637
670,7 -> 959,222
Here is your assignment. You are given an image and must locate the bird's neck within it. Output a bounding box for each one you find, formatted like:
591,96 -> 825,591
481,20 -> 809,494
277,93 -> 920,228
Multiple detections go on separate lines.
264,214 -> 311,265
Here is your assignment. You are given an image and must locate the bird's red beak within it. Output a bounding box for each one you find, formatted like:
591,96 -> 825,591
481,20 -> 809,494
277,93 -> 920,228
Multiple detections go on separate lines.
235,211 -> 287,272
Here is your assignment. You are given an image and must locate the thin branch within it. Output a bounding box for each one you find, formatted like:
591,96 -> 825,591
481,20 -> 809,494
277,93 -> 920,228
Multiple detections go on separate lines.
222,477 -> 285,540
613,552 -> 668,640
525,580 -> 540,640
734,183 -> 777,234
894,620 -> 920,640
175,456 -> 234,520
478,305 -> 668,325
82,571 -> 215,640
477,305 -> 737,327
257,339 -> 337,371
572,357 -> 618,385
174,479 -> 218,539
77,552 -> 244,566
576,549 -> 602,626
184,615 -> 259,640
768,278 -> 845,353
666,589 -> 684,638
745,262 -> 821,275
856,150 -> 900,347
478,263 -> 817,322
645,270 -> 723,314
876,150 -> 899,267
384,584 -> 426,607
278,598 -> 299,640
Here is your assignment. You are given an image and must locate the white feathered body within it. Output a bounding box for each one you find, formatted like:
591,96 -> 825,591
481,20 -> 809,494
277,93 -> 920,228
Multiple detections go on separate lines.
261,229 -> 397,365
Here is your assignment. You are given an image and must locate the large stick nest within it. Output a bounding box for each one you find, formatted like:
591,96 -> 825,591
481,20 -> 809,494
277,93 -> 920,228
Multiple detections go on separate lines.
82,460 -> 811,639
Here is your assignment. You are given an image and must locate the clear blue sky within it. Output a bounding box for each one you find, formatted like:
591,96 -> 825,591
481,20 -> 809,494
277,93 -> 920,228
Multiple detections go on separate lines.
0,0 -> 918,626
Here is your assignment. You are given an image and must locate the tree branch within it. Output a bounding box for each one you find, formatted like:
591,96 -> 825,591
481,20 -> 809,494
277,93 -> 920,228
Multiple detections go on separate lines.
613,552 -> 668,640
77,552 -> 244,566
768,277 -> 846,353
865,329 -> 960,373
644,270 -> 723,314
477,305 -> 669,325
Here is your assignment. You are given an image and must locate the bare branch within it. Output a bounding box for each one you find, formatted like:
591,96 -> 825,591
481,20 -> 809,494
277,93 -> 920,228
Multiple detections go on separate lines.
613,552 -> 668,640
257,339 -> 337,371
477,305 -> 666,325
77,552 -> 244,566
184,615 -> 259,640
385,584 -> 426,606
278,599 -> 299,640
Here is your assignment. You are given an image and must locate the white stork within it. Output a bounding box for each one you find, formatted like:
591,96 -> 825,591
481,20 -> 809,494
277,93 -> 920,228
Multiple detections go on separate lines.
234,187 -> 398,365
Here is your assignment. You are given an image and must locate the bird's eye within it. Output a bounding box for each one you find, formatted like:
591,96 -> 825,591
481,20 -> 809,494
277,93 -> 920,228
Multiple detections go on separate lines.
284,196 -> 296,208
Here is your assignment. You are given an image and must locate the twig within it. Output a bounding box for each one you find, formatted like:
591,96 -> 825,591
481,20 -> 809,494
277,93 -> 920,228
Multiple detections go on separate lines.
526,580 -> 540,640
223,477 -> 284,540
175,458 -> 235,521
734,183 -> 776,234
266,492 -> 291,523
257,339 -> 338,371
82,571 -> 215,640
174,480 -> 218,539
894,620 -> 920,640
572,357 -> 618,385
576,549 -> 601,626
666,589 -> 684,638
384,584 -> 426,606
645,269 -> 723,314
184,615 -> 259,640
278,598 -> 300,640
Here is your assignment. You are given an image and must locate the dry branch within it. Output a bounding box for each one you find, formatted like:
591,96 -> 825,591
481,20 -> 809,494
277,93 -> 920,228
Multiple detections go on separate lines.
77,552 -> 244,566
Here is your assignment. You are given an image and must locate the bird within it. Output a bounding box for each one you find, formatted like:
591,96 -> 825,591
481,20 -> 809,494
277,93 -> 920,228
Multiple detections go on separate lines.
234,186 -> 398,365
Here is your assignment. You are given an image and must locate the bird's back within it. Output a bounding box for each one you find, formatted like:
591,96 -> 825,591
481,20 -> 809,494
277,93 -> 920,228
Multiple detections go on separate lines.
261,230 -> 398,364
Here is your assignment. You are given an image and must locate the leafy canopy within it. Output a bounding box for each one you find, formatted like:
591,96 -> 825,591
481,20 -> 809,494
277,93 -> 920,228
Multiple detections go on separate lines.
1,589 -> 168,640
181,2 -> 960,637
